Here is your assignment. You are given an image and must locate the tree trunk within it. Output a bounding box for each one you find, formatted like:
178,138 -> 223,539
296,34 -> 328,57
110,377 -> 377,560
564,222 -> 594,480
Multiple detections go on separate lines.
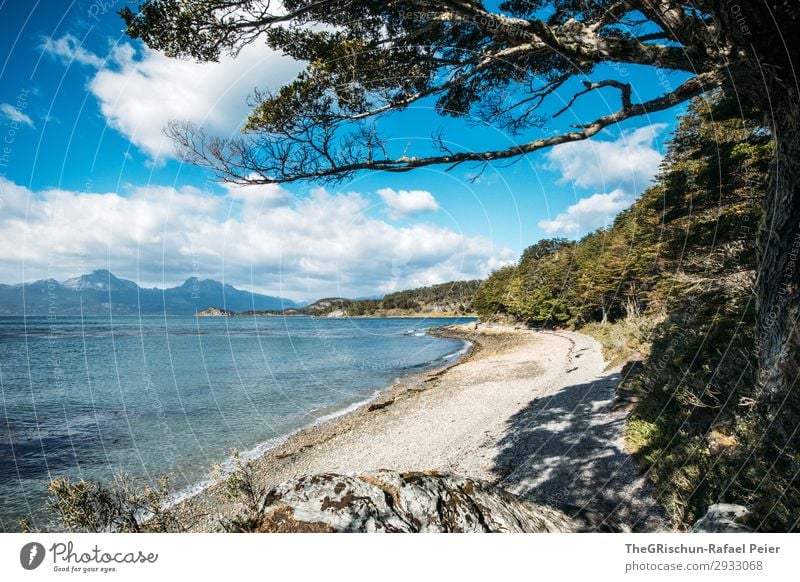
730,2 -> 800,456
755,85 -> 800,441
701,0 -> 800,529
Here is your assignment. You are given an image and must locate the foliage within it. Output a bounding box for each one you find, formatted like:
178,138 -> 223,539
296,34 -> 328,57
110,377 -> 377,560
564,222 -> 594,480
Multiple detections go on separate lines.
476,93 -> 798,530
214,449 -> 271,532
42,450 -> 274,533
313,279 -> 482,316
581,315 -> 659,368
475,94 -> 770,330
622,282 -> 763,528
115,0 -> 771,184
472,265 -> 515,317
381,279 -> 480,312
46,473 -> 179,533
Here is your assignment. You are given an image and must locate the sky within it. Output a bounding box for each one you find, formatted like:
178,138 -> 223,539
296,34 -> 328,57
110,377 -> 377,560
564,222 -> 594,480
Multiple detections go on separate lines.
0,0 -> 692,301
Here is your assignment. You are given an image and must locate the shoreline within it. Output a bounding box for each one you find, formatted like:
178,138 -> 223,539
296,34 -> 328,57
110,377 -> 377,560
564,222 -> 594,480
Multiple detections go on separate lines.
172,324 -> 666,532
169,324 -> 486,528
166,329 -> 474,510
197,312 -> 480,319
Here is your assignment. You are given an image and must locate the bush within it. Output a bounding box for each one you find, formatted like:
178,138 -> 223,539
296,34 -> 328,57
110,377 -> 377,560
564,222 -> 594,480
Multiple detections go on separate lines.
46,473 -> 179,532
213,449 -> 270,532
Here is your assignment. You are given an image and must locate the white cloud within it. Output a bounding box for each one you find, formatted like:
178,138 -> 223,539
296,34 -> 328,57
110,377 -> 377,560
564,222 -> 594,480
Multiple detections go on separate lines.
223,177 -> 292,211
0,103 -> 34,128
0,177 -> 513,299
538,189 -> 631,235
40,34 -> 106,68
42,34 -> 303,161
545,124 -> 667,193
376,187 -> 440,219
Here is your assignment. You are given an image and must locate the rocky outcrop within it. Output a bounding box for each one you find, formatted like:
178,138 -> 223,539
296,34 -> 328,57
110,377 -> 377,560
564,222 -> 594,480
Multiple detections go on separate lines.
251,470 -> 586,533
196,307 -> 234,317
305,298 -> 350,312
692,504 -> 752,532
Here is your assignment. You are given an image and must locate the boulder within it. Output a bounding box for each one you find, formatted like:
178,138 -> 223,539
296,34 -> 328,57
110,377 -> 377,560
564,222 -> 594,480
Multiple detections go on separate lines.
251,470 -> 585,533
692,504 -> 752,532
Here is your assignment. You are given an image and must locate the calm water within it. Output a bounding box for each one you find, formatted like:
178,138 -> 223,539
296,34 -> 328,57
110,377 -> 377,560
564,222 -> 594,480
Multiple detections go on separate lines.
0,315 -> 471,530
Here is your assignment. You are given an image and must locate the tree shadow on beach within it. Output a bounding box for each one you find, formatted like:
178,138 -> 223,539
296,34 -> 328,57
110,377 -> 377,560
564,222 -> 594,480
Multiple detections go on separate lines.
492,371 -> 666,532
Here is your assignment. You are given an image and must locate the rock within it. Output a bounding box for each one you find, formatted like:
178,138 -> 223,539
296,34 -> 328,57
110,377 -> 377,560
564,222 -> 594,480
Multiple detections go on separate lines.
367,398 -> 395,412
252,470 -> 585,532
692,504 -> 752,532
196,307 -> 235,317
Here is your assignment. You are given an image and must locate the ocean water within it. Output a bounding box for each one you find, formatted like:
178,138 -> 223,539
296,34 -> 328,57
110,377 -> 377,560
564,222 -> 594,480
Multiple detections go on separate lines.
0,315 -> 472,530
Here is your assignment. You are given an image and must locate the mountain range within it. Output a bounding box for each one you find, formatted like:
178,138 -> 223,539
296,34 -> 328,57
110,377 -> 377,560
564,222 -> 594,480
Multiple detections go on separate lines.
0,270 -> 302,315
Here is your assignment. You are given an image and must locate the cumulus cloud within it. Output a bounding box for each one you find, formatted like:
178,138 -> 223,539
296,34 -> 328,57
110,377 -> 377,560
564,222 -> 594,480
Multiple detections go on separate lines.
538,189 -> 632,235
42,34 -> 303,160
0,103 -> 34,127
0,177 -> 513,299
545,124 -> 667,193
224,179 -> 293,211
376,187 -> 440,219
40,34 -> 106,68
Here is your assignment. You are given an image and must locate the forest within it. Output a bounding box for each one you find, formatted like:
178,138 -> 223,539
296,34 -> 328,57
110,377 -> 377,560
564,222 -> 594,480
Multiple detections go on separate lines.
310,280 -> 481,316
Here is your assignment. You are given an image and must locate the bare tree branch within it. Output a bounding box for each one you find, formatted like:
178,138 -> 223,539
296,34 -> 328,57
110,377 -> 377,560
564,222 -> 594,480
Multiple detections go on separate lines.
553,79 -> 632,118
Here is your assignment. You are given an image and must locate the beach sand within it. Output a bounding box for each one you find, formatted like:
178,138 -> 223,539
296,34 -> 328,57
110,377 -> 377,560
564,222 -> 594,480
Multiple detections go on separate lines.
174,324 -> 666,531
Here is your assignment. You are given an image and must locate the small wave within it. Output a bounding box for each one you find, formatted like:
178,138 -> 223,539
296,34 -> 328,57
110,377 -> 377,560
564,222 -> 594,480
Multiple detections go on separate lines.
167,434 -> 286,508
311,393 -> 380,425
442,342 -> 470,360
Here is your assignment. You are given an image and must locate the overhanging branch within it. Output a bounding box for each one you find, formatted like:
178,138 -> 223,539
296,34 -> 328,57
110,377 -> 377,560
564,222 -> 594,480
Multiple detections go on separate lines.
175,71 -> 719,184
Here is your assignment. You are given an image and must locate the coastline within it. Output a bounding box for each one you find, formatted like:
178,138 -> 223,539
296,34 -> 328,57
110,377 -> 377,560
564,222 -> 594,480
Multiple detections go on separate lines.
172,324 -> 666,532
167,326 -> 475,516
197,311 -> 479,319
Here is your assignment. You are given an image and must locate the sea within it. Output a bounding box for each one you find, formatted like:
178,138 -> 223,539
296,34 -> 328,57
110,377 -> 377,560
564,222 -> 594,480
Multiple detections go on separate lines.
0,315 -> 472,531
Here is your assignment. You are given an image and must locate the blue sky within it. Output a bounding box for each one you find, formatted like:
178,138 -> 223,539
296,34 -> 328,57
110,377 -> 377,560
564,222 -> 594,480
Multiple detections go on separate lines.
0,1 -> 692,300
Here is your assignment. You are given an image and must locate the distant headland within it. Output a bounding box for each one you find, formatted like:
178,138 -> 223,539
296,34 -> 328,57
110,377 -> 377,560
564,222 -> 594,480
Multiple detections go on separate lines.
197,280 -> 480,318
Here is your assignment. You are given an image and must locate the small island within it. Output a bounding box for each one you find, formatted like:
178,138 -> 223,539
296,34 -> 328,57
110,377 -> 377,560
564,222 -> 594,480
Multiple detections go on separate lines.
197,307 -> 235,317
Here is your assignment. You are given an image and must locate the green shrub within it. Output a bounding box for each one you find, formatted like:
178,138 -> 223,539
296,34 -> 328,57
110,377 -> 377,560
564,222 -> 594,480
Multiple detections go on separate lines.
46,473 -> 179,532
213,449 -> 270,532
